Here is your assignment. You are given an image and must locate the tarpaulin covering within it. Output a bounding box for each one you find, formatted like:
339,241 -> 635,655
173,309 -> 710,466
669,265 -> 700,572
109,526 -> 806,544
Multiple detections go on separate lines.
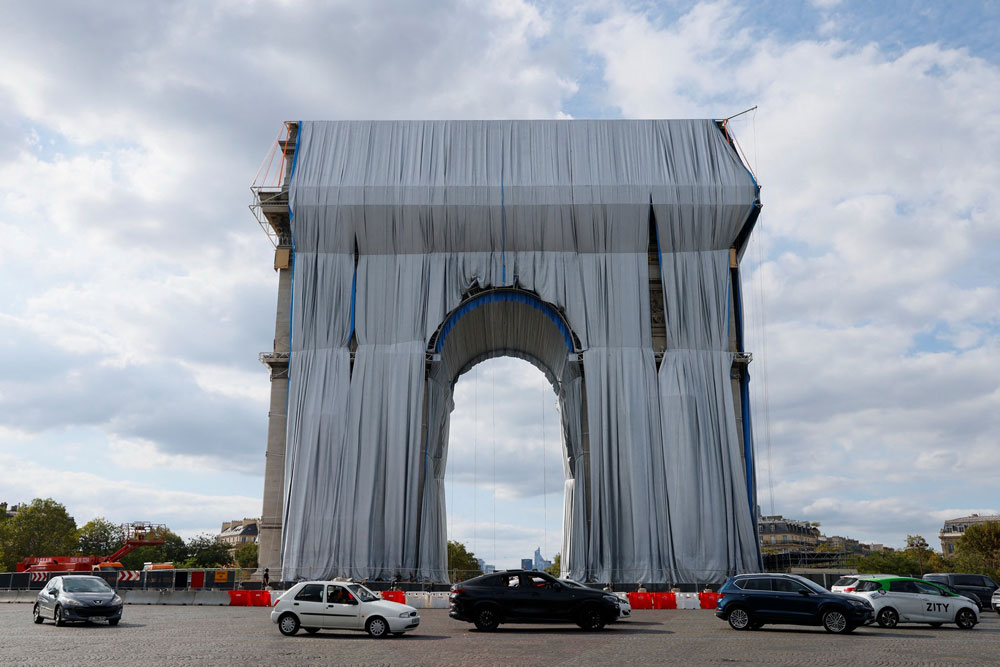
282,120 -> 760,583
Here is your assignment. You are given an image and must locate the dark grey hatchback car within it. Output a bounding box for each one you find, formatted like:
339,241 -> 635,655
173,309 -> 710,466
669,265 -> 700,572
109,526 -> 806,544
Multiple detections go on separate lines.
716,573 -> 873,634
33,575 -> 123,626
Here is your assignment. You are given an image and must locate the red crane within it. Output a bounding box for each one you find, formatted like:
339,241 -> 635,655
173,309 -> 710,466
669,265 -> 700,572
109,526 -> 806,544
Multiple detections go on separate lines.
17,522 -> 168,573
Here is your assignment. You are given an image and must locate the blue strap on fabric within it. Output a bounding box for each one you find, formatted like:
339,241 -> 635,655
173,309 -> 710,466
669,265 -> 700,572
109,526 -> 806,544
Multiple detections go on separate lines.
435,291 -> 573,353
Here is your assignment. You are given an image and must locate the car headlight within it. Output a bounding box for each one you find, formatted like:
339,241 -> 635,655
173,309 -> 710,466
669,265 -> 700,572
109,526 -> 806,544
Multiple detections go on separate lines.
603,594 -> 619,604
112,595 -> 123,605
849,599 -> 869,609
62,598 -> 83,606
399,612 -> 412,618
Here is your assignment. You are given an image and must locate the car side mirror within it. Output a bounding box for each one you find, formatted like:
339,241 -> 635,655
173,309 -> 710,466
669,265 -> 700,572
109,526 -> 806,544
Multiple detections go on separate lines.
552,583 -> 562,592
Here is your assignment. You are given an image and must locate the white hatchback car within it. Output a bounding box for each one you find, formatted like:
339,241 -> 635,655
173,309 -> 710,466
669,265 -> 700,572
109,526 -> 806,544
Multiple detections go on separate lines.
850,577 -> 979,629
271,581 -> 420,637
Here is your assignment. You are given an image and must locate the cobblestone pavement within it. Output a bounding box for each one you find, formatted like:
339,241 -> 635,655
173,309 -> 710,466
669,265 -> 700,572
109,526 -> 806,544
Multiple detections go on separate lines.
2,605 -> 998,666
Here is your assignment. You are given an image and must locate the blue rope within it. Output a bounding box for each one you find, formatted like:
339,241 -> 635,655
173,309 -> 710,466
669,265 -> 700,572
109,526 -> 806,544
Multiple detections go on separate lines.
435,292 -> 573,353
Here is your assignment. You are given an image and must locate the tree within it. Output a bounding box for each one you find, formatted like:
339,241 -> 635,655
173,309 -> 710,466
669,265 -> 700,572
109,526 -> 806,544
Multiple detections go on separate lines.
0,498 -> 78,571
545,553 -> 561,577
447,540 -> 483,582
184,535 -> 231,568
118,529 -> 186,570
76,518 -> 123,557
233,542 -> 259,569
904,535 -> 946,576
955,522 -> 1000,581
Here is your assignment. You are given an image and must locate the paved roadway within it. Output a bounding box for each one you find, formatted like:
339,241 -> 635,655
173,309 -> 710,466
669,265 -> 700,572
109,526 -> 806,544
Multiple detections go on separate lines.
2,605 -> 998,666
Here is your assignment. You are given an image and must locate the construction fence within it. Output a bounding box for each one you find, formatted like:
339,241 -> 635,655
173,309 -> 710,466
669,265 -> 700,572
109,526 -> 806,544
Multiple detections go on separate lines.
0,568 -> 262,592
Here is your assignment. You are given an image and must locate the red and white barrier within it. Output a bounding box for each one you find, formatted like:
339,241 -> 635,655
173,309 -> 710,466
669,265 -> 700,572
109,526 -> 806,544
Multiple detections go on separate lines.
118,570 -> 141,582
29,572 -> 46,582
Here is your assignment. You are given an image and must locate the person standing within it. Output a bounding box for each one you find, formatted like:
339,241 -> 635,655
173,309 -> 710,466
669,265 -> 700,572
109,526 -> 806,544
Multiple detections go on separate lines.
262,568 -> 270,589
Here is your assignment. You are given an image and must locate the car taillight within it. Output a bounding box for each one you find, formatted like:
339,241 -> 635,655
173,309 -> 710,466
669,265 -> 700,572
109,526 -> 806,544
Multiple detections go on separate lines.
845,587 -> 854,592
450,586 -> 466,595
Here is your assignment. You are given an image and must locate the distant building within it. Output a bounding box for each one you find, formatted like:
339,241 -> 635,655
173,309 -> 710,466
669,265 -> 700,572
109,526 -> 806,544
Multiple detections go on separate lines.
521,558 -> 533,570
475,558 -> 496,574
533,547 -> 553,571
219,518 -> 259,552
940,514 -> 1000,555
1,502 -> 20,519
758,515 -> 821,554
817,535 -> 865,554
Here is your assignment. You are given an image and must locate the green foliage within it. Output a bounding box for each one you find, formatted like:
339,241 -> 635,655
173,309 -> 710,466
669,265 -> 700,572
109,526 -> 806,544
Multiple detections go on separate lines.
233,542 -> 259,569
183,534 -> 231,568
118,530 -> 186,570
954,522 -> 1000,581
545,553 -> 561,576
852,536 -> 947,578
76,518 -> 123,557
0,498 -> 78,570
447,540 -> 483,582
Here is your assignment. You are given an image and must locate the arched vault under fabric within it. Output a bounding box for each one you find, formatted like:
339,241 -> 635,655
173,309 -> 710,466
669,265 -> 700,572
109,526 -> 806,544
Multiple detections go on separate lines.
274,119 -> 762,584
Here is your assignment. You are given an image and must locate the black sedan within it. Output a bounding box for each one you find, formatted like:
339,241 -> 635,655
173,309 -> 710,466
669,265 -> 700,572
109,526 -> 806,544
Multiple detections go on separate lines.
716,573 -> 873,633
449,570 -> 620,631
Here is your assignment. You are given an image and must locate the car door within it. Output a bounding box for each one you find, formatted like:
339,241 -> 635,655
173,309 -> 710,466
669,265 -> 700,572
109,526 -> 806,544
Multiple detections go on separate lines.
40,579 -> 59,617
770,577 -> 816,620
737,577 -> 778,620
326,584 -> 362,629
886,581 -> 925,621
914,581 -> 955,622
290,584 -> 329,628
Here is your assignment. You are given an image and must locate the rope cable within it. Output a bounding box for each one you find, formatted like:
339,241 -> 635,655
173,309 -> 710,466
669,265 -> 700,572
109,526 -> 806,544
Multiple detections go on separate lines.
473,365 -> 478,555
491,364 -> 497,568
542,383 -> 547,561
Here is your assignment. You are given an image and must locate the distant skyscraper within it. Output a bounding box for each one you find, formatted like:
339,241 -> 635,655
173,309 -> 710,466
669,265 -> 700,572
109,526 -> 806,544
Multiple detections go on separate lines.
533,547 -> 553,571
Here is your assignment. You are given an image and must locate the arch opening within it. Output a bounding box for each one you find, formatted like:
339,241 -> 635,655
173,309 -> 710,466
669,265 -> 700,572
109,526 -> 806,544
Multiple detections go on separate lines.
418,288 -> 589,582
444,357 -> 565,575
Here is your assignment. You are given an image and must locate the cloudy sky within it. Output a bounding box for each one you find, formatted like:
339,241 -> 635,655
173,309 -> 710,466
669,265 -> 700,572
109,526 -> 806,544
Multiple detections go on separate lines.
1,0 -> 997,568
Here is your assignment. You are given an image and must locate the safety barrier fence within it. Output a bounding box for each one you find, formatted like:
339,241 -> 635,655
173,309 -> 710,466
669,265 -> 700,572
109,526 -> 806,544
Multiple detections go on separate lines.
0,568 -> 261,592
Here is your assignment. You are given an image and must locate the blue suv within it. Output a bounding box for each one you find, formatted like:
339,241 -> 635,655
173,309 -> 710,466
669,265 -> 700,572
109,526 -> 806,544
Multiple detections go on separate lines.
716,573 -> 874,634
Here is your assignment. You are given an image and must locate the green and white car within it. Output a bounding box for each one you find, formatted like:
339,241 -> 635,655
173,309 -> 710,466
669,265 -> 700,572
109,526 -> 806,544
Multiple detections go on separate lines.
849,577 -> 978,629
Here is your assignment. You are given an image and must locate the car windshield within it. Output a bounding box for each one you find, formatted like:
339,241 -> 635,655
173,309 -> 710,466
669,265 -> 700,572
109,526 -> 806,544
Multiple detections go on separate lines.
347,584 -> 379,602
832,577 -> 857,587
62,577 -> 113,593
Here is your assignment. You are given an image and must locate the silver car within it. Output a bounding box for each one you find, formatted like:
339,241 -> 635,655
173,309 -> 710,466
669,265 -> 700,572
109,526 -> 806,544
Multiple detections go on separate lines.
33,575 -> 123,626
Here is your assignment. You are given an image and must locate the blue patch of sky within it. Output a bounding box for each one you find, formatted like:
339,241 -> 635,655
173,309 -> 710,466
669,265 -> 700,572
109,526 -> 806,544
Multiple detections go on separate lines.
908,325 -> 958,356
738,0 -> 999,63
21,121 -> 140,163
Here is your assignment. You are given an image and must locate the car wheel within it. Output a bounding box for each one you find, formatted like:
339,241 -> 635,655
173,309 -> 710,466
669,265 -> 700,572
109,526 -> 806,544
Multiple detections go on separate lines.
473,605 -> 500,632
32,604 -> 44,624
727,606 -> 753,631
955,608 -> 977,630
54,606 -> 65,627
576,605 -> 606,631
303,627 -> 319,634
877,608 -> 899,629
366,616 -> 388,638
277,612 -> 300,636
109,619 -> 120,627
822,609 -> 849,634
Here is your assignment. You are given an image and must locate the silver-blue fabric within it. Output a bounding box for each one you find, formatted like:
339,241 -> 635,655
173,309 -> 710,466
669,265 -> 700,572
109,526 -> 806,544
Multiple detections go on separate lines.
282,120 -> 759,583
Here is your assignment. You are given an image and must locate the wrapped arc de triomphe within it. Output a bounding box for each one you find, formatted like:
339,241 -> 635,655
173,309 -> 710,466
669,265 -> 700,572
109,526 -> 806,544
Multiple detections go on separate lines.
252,120 -> 763,585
